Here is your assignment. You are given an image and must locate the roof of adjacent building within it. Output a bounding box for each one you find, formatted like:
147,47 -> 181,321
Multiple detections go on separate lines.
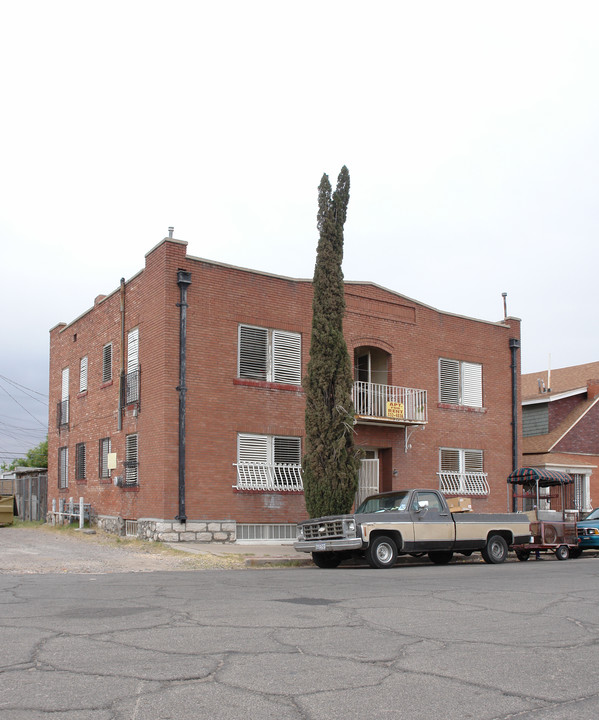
522,360 -> 599,402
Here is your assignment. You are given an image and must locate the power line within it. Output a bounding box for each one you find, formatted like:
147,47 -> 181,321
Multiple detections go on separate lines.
0,382 -> 47,428
0,375 -> 48,406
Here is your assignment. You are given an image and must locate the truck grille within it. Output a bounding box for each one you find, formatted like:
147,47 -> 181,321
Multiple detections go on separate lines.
302,520 -> 345,541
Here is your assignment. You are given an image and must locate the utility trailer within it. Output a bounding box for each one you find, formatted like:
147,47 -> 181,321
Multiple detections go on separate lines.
508,467 -> 579,561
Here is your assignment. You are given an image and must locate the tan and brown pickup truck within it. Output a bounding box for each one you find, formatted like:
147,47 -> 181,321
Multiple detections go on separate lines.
294,488 -> 531,568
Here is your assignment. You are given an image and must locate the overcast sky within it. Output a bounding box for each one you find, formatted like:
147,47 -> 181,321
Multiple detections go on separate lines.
1,1 -> 598,463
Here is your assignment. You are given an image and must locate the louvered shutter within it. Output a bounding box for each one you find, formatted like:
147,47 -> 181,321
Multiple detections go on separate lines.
127,329 -> 139,373
440,448 -> 460,472
273,331 -> 301,385
239,326 -> 268,380
462,362 -> 482,407
464,450 -> 483,472
59,447 -> 68,489
439,359 -> 459,404
238,433 -> 269,485
99,438 -> 111,478
125,434 -> 138,484
273,436 -> 301,464
102,343 -> 112,383
79,357 -> 88,393
61,368 -> 69,401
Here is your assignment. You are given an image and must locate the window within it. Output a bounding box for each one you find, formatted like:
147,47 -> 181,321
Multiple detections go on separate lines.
235,433 -> 302,490
439,358 -> 482,407
438,447 -> 488,496
58,446 -> 68,489
75,443 -> 86,480
125,328 -> 140,404
57,367 -> 69,426
79,357 -> 88,393
125,434 -> 138,485
99,437 -> 111,478
102,343 -> 113,383
238,325 -> 301,385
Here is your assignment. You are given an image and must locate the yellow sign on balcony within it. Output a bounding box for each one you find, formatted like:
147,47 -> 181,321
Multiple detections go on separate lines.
386,401 -> 404,419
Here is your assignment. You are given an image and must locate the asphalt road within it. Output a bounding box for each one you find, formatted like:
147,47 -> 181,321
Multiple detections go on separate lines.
1,551 -> 599,719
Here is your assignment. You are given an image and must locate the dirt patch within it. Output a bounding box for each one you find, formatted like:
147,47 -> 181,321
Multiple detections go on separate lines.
0,525 -> 247,574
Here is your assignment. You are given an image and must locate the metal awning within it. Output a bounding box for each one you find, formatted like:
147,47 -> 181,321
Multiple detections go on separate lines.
507,467 -> 573,486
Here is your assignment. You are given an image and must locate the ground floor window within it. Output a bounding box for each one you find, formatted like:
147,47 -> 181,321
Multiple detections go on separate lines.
58,447 -> 68,489
125,434 -> 138,485
235,433 -> 302,491
437,447 -> 489,495
75,443 -> 86,481
99,438 -> 111,479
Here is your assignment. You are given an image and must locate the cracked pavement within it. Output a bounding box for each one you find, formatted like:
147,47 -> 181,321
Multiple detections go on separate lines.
1,532 -> 599,719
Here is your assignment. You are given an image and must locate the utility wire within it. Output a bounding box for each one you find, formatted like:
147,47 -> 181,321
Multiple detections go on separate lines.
0,374 -> 48,405
0,383 -> 47,428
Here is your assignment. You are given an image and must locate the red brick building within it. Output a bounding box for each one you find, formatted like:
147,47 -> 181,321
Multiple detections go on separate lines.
48,237 -> 522,541
522,361 -> 599,515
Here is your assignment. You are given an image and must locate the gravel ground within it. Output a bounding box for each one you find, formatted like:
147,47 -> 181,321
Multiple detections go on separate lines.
0,525 -> 248,574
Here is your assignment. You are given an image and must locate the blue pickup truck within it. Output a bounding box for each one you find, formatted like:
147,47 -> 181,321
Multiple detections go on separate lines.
576,508 -> 599,554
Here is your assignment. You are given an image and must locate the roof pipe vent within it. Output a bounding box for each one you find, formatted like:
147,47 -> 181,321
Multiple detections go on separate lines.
168,226 -> 174,238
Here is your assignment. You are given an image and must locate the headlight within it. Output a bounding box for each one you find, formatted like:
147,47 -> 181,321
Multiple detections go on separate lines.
297,526 -> 304,538
347,521 -> 355,532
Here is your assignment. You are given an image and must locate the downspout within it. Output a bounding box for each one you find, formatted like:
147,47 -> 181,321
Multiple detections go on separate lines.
118,278 -> 126,432
509,337 -> 521,512
176,270 -> 192,523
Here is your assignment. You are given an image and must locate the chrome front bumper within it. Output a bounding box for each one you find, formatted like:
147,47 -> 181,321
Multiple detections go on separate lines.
294,538 -> 364,554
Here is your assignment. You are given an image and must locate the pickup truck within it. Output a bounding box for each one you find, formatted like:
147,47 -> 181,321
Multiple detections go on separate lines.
294,489 -> 531,568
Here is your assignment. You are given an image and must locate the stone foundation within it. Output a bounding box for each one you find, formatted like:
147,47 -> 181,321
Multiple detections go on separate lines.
95,515 -> 237,543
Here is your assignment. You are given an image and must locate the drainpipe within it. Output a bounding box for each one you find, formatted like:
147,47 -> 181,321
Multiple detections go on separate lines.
509,337 -> 521,512
118,278 -> 126,432
176,270 -> 192,523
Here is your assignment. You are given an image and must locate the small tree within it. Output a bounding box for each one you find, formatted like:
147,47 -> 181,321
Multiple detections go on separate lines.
302,166 -> 360,518
0,437 -> 48,472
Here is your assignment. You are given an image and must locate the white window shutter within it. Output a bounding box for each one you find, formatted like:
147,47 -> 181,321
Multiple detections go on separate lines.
239,326 -> 268,380
125,434 -> 138,484
439,359 -> 459,404
272,331 -> 301,385
127,329 -> 139,374
61,368 -> 69,401
102,344 -> 112,383
462,362 -> 482,407
79,357 -> 88,393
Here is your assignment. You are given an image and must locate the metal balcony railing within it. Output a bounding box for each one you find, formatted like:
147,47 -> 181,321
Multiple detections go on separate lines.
438,471 -> 489,496
353,381 -> 427,423
56,399 -> 69,428
234,462 -> 303,491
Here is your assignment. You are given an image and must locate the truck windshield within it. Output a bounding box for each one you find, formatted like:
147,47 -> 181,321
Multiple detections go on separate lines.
583,508 -> 599,521
356,492 -> 410,514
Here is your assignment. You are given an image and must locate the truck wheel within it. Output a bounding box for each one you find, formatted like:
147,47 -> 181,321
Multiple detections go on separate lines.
428,551 -> 453,565
555,545 -> 569,561
312,552 -> 342,569
367,536 -> 398,569
481,535 -> 508,564
515,549 -> 530,561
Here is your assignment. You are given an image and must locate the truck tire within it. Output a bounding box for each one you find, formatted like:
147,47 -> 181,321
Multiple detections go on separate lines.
481,534 -> 508,564
312,552 -> 342,568
555,545 -> 569,561
428,551 -> 453,565
367,535 -> 398,569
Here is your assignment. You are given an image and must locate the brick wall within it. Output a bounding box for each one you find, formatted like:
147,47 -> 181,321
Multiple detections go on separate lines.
48,238 -> 522,532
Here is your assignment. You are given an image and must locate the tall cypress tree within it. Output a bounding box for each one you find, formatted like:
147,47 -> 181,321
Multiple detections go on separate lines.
302,166 -> 360,518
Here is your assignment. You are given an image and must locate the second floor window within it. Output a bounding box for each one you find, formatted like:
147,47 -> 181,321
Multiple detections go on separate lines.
102,343 -> 112,383
79,356 -> 88,393
238,325 -> 301,385
439,358 -> 482,407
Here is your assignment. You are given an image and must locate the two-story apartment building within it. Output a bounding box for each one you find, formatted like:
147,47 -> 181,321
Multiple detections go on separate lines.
48,236 -> 522,541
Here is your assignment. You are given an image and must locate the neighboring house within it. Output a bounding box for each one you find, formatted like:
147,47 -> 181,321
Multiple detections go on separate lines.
521,362 -> 599,516
48,236 -> 522,541
0,467 -> 48,521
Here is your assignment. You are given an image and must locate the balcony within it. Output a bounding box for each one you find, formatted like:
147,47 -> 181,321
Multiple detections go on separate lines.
352,381 -> 427,425
121,367 -> 140,407
234,462 -> 303,492
438,471 -> 489,496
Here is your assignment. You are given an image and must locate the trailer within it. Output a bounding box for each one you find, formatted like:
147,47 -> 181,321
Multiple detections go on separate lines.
507,467 -> 579,560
